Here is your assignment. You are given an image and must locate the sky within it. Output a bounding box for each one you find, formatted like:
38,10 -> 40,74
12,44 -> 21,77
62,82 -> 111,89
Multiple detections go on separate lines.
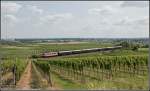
1,1 -> 149,39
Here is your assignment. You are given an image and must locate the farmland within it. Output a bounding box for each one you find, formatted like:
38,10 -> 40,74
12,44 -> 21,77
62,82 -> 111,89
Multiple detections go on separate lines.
0,38 -> 149,90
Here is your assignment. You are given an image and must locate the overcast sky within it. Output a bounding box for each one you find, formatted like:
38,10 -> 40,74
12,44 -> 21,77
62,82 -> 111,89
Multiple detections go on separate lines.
1,1 -> 149,39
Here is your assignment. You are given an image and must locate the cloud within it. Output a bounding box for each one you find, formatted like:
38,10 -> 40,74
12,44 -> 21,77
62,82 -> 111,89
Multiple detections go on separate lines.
133,17 -> 149,25
1,1 -> 149,38
40,13 -> 73,24
5,15 -> 18,22
1,2 -> 22,14
112,16 -> 149,37
114,17 -> 149,26
114,17 -> 131,25
121,1 -> 149,7
27,5 -> 43,14
88,6 -> 117,15
3,14 -> 18,27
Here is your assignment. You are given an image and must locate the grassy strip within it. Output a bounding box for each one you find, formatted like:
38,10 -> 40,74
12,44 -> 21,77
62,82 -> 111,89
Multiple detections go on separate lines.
51,71 -> 86,90
30,61 -> 48,89
86,76 -> 148,90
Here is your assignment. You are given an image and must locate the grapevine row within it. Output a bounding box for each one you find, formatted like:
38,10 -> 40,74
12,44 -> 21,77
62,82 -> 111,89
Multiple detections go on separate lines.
34,55 -> 148,84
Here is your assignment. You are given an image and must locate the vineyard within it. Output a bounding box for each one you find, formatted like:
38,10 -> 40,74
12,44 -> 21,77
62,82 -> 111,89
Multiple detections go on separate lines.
34,55 -> 148,89
0,41 -> 149,90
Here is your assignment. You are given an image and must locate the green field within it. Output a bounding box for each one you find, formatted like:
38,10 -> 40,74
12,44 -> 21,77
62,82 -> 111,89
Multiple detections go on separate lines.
0,41 -> 149,90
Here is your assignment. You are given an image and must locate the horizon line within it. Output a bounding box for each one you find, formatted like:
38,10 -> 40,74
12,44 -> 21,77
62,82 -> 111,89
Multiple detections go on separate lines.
8,37 -> 150,39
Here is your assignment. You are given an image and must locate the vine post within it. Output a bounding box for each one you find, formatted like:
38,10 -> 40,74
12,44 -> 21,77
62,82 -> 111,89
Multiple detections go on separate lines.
13,63 -> 16,85
48,64 -> 53,87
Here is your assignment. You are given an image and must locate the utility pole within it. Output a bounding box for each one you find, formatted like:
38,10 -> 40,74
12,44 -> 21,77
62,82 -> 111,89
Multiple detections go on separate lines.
0,25 -> 1,40
0,2 -> 1,41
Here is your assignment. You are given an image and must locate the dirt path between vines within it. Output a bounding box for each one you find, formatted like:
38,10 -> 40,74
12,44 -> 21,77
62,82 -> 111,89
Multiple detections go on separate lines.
32,62 -> 61,90
16,60 -> 60,90
16,61 -> 31,90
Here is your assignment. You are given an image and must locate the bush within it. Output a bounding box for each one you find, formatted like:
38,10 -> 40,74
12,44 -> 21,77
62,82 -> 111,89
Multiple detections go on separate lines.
31,55 -> 39,58
142,44 -> 149,48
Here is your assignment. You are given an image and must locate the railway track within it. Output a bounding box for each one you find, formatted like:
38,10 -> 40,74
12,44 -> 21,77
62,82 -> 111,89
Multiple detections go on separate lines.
37,46 -> 122,58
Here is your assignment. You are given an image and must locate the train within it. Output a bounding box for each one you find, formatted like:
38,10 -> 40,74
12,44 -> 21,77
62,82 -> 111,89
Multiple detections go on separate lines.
40,46 -> 122,58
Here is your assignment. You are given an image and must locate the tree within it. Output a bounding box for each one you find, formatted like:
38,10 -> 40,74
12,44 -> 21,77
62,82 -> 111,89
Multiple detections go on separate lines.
132,46 -> 139,51
142,44 -> 149,48
119,41 -> 130,49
